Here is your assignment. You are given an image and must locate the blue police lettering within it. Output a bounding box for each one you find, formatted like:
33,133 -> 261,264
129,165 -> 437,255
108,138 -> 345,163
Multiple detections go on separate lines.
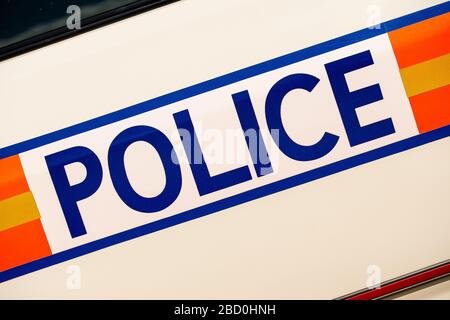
45,50 -> 394,238
45,146 -> 103,237
325,50 -> 395,146
173,109 -> 253,196
108,125 -> 182,213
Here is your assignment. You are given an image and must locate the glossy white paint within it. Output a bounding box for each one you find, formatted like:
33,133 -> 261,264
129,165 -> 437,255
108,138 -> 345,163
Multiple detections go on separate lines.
0,0 -> 448,299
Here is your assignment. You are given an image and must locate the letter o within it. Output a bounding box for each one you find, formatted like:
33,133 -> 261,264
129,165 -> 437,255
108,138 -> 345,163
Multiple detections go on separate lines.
108,125 -> 182,212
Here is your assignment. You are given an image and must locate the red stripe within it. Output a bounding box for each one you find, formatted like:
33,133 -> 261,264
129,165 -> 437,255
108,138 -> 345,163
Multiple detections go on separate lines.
345,262 -> 450,300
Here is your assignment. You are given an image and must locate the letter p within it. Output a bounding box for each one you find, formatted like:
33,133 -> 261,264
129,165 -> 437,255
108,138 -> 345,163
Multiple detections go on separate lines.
45,146 -> 103,238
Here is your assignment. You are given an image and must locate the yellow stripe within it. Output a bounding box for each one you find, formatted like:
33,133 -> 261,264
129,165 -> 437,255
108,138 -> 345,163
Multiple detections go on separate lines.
0,192 -> 40,232
400,53 -> 450,97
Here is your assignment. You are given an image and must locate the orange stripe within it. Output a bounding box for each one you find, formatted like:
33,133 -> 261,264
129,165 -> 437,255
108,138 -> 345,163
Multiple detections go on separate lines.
388,12 -> 450,69
0,155 -> 30,201
409,84 -> 450,133
0,219 -> 52,272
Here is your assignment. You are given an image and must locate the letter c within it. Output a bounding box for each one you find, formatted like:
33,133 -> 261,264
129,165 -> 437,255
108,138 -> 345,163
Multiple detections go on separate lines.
265,73 -> 339,161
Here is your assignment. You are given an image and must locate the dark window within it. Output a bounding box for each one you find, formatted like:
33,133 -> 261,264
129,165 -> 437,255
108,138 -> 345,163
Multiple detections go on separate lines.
0,0 -> 177,60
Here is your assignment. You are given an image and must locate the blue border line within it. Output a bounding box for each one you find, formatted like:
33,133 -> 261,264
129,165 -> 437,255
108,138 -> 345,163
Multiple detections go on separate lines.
1,125 -> 449,283
1,3 -> 449,283
0,1 -> 449,159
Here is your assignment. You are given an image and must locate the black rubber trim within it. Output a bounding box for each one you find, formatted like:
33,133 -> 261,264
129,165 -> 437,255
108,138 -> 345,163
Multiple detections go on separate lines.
0,0 -> 179,62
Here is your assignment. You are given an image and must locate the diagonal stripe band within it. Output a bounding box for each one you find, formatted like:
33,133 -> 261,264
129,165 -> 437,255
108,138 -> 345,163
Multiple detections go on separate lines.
0,155 -> 30,201
400,53 -> 450,97
0,192 -> 41,232
388,12 -> 450,69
